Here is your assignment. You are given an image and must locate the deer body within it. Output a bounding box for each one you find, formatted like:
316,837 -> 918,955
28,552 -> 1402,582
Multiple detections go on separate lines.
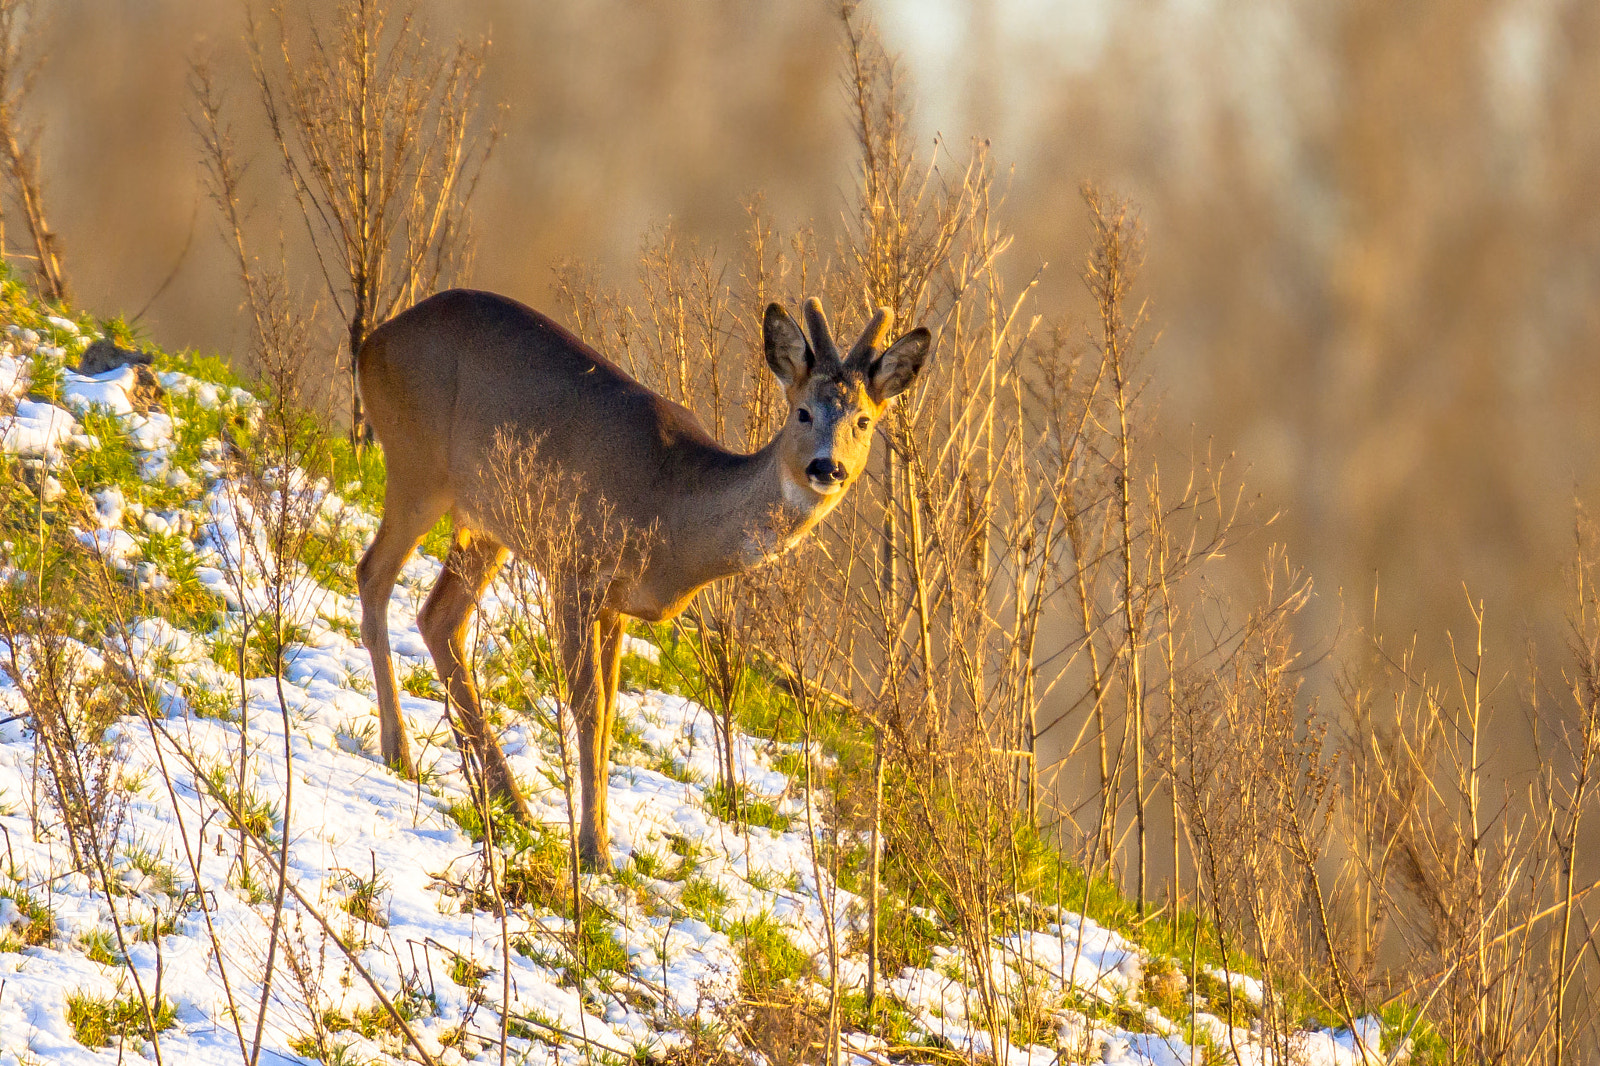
357,288 -> 928,867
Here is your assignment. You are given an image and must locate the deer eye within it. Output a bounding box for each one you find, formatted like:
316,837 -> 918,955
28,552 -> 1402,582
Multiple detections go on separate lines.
856,416 -> 870,430
797,408 -> 812,424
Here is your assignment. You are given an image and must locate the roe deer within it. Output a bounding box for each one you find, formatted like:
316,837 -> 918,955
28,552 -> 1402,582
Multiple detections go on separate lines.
356,289 -> 930,867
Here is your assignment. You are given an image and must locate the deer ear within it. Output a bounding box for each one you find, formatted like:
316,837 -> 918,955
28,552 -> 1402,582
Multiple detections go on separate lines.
764,303 -> 812,388
868,327 -> 931,403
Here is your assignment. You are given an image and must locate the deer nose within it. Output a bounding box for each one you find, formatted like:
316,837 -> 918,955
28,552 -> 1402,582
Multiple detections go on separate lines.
806,458 -> 848,485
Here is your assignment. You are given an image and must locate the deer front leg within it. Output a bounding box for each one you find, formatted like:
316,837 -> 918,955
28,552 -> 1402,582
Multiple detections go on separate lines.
599,611 -> 625,734
563,600 -> 621,870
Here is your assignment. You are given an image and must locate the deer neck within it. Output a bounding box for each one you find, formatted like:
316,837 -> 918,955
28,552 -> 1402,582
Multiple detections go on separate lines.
670,436 -> 839,584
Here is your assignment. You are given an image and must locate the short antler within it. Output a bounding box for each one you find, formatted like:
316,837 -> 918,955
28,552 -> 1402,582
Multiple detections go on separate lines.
845,306 -> 893,369
803,297 -> 841,367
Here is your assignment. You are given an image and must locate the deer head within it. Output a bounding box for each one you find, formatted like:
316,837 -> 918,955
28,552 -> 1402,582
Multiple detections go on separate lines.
763,297 -> 931,502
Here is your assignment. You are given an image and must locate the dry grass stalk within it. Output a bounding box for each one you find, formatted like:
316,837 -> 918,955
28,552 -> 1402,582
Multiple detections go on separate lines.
752,542 -> 854,1060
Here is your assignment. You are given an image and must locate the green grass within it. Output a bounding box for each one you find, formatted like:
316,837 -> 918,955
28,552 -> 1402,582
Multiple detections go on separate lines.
527,908 -> 630,989
134,909 -> 182,943
449,953 -> 492,989
287,1034 -> 372,1066
479,636 -> 558,714
79,927 -> 126,967
183,679 -> 237,722
0,882 -> 55,950
575,907 -> 631,977
727,911 -> 811,995
648,746 -> 700,785
664,832 -> 703,882
200,764 -> 282,844
401,661 -> 440,699
65,989 -> 177,1047
612,713 -> 650,755
163,344 -> 245,391
26,342 -> 64,398
121,842 -> 184,898
206,615 -> 313,682
339,868 -> 390,928
704,779 -> 791,833
838,989 -> 917,1043
69,407 -> 141,492
617,634 -> 686,697
419,514 -> 453,564
302,523 -> 362,597
441,795 -> 574,913
1379,1002 -> 1449,1062
135,528 -> 223,629
329,432 -> 387,516
679,875 -> 730,922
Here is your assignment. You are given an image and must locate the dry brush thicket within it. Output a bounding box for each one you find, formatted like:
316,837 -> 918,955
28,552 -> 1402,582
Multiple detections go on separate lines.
547,9 -> 1600,1063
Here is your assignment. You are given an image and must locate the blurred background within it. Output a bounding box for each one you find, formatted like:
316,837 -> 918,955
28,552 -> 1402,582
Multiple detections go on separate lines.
27,0 -> 1600,751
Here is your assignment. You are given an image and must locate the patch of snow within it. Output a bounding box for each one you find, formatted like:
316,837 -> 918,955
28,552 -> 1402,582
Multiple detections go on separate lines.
1206,963 -> 1266,1005
0,347 -> 28,398
76,527 -> 140,568
622,633 -> 659,662
2,398 -> 79,457
62,364 -> 144,416
93,485 -> 125,528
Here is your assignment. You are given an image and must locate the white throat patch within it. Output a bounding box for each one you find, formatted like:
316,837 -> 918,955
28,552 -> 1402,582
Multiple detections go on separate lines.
739,468 -> 840,567
781,467 -> 821,512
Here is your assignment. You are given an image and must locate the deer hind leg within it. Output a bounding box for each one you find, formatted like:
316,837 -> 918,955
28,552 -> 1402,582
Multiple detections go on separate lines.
358,490 -> 447,777
417,527 -> 530,821
561,599 -> 623,870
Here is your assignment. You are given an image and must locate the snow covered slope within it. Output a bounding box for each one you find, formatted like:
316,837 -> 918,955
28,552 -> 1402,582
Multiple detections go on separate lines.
0,295 -> 1393,1065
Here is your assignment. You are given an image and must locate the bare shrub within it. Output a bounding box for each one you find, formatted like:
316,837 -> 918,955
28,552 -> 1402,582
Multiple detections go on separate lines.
479,428 -> 650,1047
0,0 -> 64,300
1327,549 -> 1600,1064
557,218 -> 789,826
0,471 -> 177,1059
243,0 -> 500,441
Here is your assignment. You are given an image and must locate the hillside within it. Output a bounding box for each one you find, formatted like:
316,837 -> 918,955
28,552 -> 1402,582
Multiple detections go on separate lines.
0,282 -> 1391,1066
